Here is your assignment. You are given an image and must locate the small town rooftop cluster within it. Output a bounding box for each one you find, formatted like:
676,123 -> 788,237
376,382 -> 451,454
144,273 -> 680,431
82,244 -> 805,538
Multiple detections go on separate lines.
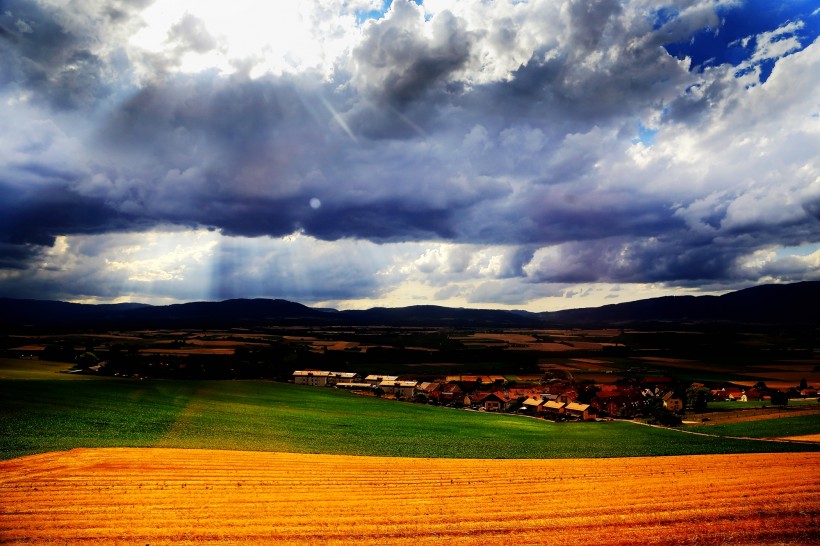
291,370 -> 705,421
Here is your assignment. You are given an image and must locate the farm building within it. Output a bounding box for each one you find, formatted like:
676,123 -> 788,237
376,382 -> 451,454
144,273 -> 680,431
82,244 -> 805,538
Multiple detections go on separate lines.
565,402 -> 594,421
293,371 -> 361,387
293,370 -> 332,386
365,374 -> 399,385
335,382 -> 373,391
331,372 -> 361,385
379,380 -> 418,399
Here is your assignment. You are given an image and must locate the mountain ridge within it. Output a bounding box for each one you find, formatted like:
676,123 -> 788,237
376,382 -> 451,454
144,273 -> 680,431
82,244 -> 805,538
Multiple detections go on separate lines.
1,281 -> 817,329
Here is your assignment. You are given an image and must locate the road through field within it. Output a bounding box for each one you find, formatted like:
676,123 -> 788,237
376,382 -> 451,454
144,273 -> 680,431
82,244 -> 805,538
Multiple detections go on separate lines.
2,449 -> 819,545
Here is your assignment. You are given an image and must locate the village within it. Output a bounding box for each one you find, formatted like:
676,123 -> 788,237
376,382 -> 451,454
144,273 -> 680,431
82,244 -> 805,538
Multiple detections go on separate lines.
292,369 -> 816,424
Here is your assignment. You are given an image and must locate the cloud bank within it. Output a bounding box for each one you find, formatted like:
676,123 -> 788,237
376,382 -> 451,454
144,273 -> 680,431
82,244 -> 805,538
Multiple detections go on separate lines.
1,0 -> 818,309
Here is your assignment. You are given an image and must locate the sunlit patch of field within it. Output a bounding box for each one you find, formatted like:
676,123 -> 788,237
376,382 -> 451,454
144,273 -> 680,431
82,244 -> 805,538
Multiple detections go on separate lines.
310,341 -> 360,351
514,342 -> 595,352
567,359 -> 619,371
1,449 -> 817,545
634,356 -> 696,364
8,345 -> 46,352
0,358 -> 96,381
184,340 -> 269,347
454,333 -> 605,352
464,333 -> 539,344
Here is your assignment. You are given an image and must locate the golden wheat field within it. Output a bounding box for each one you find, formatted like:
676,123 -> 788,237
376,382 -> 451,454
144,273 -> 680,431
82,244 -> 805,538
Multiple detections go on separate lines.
1,449 -> 819,545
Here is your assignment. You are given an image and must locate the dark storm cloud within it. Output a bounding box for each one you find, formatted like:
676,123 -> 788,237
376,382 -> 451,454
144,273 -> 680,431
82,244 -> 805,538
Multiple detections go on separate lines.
0,182 -> 136,247
86,69 -> 500,242
525,234 -> 744,285
0,0 -> 141,110
0,241 -> 40,270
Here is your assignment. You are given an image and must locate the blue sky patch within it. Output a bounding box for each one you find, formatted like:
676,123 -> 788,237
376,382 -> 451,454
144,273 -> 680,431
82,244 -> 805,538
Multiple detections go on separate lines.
662,0 -> 820,82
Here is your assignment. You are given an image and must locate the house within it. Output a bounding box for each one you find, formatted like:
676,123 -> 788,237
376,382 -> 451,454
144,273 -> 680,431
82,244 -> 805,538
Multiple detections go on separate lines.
416,382 -> 441,400
543,400 -> 566,417
565,402 -> 594,421
557,390 -> 578,404
592,387 -> 647,417
744,388 -> 763,402
476,392 -> 512,412
711,389 -> 732,402
437,383 -> 463,405
662,392 -> 684,413
521,397 -> 545,413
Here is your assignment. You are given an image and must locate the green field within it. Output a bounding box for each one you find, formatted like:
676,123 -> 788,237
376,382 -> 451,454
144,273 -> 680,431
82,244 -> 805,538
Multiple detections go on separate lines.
683,415 -> 820,439
3,377 -> 820,461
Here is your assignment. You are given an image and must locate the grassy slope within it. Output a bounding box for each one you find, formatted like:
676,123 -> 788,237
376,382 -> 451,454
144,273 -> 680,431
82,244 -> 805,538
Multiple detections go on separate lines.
3,379 -> 820,460
0,357 -> 93,380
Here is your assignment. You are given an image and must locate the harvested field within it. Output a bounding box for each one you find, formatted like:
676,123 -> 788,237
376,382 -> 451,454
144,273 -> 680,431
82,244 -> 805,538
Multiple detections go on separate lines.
310,341 -> 360,351
138,347 -> 236,355
1,449 -> 818,545
454,333 -> 538,344
512,342 -> 591,352
779,434 -> 820,443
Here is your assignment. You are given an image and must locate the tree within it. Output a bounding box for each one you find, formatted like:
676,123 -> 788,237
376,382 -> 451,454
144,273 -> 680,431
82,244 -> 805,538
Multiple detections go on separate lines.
575,381 -> 601,404
686,385 -> 711,413
642,396 -> 682,426
770,390 -> 789,407
75,351 -> 99,370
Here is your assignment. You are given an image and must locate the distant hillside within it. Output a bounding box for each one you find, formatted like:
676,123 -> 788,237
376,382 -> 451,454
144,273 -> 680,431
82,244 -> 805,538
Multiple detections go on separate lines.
1,281 -> 817,329
0,298 -> 328,329
539,282 -> 820,325
340,305 -> 540,327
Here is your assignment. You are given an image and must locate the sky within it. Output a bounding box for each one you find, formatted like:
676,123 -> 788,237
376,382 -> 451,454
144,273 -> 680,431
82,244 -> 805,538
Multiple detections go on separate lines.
1,0 -> 819,311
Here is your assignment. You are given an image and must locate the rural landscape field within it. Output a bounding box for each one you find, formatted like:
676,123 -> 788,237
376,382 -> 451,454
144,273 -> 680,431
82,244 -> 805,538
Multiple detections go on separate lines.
2,289 -> 820,544
3,0 -> 820,543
